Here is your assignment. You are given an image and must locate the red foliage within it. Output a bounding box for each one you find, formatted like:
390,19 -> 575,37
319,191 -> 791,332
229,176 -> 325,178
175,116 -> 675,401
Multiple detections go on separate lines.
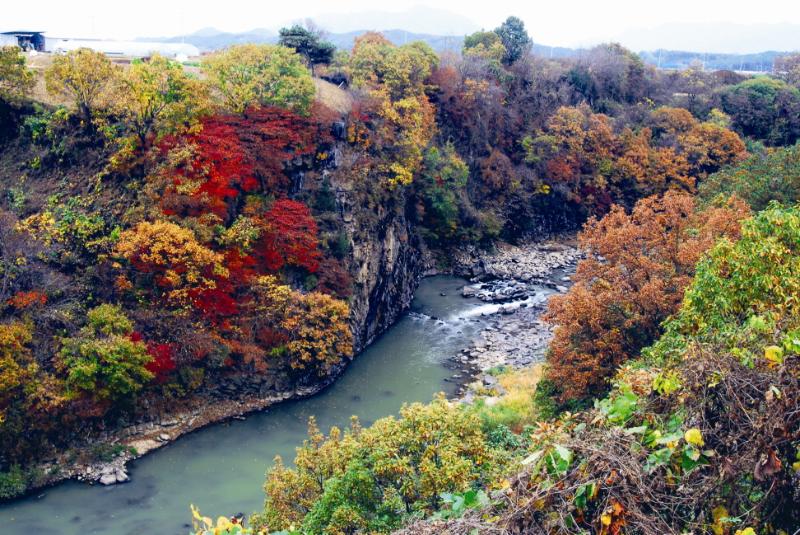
161,119 -> 256,219
160,106 -> 328,220
131,332 -> 177,381
190,284 -> 239,325
257,199 -> 322,273
6,290 -> 47,309
544,192 -> 750,401
145,342 -> 177,382
224,106 -> 324,192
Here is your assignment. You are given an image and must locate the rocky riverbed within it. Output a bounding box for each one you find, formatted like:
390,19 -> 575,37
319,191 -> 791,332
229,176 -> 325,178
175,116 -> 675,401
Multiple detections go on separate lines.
445,239 -> 580,398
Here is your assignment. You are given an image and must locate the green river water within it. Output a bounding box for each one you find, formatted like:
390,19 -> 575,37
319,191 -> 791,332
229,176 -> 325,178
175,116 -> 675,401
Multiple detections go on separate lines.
0,276 -> 508,535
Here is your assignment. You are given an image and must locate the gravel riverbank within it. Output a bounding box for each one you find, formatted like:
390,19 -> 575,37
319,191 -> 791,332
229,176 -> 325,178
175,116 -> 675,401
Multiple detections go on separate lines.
444,239 -> 580,397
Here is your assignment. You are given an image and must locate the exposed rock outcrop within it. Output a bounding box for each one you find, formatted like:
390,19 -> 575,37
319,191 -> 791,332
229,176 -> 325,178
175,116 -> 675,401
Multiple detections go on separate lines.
334,183 -> 429,352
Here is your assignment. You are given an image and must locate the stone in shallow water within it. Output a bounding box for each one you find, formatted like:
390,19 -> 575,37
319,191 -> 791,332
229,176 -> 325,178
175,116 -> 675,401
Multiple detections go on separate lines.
114,469 -> 129,483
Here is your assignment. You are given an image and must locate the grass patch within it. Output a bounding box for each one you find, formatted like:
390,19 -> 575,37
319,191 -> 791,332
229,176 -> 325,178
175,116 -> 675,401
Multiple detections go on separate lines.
473,365 -> 543,433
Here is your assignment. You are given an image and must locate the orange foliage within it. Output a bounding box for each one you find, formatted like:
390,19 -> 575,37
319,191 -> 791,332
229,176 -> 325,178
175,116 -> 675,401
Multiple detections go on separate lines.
6,290 -> 47,309
531,105 -> 747,215
113,221 -> 229,308
544,191 -> 750,401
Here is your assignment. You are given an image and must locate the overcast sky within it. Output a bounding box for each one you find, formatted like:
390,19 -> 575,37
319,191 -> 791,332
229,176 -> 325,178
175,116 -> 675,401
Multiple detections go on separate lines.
3,0 -> 800,51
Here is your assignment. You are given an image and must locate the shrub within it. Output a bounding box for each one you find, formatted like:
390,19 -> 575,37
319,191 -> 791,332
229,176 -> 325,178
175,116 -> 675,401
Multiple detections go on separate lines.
0,465 -> 28,499
255,397 -> 508,533
648,203 -> 800,363
58,304 -> 153,405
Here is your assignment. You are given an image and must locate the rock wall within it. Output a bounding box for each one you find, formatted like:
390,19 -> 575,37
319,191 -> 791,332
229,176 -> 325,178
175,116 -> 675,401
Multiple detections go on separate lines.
335,182 -> 428,352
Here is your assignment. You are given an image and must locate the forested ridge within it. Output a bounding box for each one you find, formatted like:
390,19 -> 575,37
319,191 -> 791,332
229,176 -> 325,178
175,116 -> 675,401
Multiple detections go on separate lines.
1,16 -> 800,535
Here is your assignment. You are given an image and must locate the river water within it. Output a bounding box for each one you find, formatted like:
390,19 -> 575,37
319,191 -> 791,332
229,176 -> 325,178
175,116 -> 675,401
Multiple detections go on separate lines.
0,276 -> 498,535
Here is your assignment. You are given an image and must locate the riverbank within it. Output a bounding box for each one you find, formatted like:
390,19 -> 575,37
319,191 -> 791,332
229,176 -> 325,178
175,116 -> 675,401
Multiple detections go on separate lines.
21,379 -> 339,494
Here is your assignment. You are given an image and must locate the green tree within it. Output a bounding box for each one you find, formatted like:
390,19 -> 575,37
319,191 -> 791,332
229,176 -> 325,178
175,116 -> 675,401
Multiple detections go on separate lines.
278,24 -> 335,75
417,143 -> 469,244
201,44 -> 315,115
0,46 -> 34,103
44,48 -> 120,126
716,77 -> 800,146
649,204 -> 800,363
118,53 -> 208,147
462,30 -> 506,64
699,143 -> 800,210
58,304 -> 153,404
348,37 -> 438,99
494,16 -> 531,65
464,30 -> 502,52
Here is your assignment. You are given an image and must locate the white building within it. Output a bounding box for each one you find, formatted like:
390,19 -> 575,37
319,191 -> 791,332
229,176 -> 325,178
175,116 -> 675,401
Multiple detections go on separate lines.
45,38 -> 200,61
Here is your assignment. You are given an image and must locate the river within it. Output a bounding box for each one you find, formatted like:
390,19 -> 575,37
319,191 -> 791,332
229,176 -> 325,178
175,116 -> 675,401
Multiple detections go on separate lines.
0,276 -> 502,535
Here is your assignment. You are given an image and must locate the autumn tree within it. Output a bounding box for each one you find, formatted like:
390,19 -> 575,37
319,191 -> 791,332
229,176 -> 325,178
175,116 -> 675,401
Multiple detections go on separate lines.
526,105 -> 745,215
0,322 -> 39,423
348,37 -> 438,99
220,106 -> 322,193
679,60 -> 709,114
0,321 -> 64,463
345,36 -> 438,186
278,24 -> 335,75
246,276 -> 352,374
282,291 -> 352,375
118,53 -> 208,147
494,16 -> 531,65
201,44 -> 315,115
44,48 -> 120,126
258,199 -> 322,273
584,43 -> 649,106
544,191 -> 749,402
158,118 -> 256,219
58,304 -> 153,405
113,221 -> 229,308
0,46 -> 34,103
158,107 -> 322,219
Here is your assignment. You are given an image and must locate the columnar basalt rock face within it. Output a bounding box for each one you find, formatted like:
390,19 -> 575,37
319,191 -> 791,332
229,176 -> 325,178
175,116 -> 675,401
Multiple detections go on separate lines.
336,185 -> 427,352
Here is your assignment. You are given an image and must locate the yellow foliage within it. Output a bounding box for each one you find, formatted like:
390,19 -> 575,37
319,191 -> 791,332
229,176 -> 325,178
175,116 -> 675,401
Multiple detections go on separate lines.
117,53 -> 209,146
201,44 -> 314,115
684,428 -> 705,447
44,48 -> 120,123
114,221 -> 228,306
764,345 -> 784,366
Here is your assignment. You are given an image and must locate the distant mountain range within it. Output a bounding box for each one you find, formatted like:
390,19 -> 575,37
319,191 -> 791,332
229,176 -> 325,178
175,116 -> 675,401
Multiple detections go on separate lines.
142,27 -> 795,72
